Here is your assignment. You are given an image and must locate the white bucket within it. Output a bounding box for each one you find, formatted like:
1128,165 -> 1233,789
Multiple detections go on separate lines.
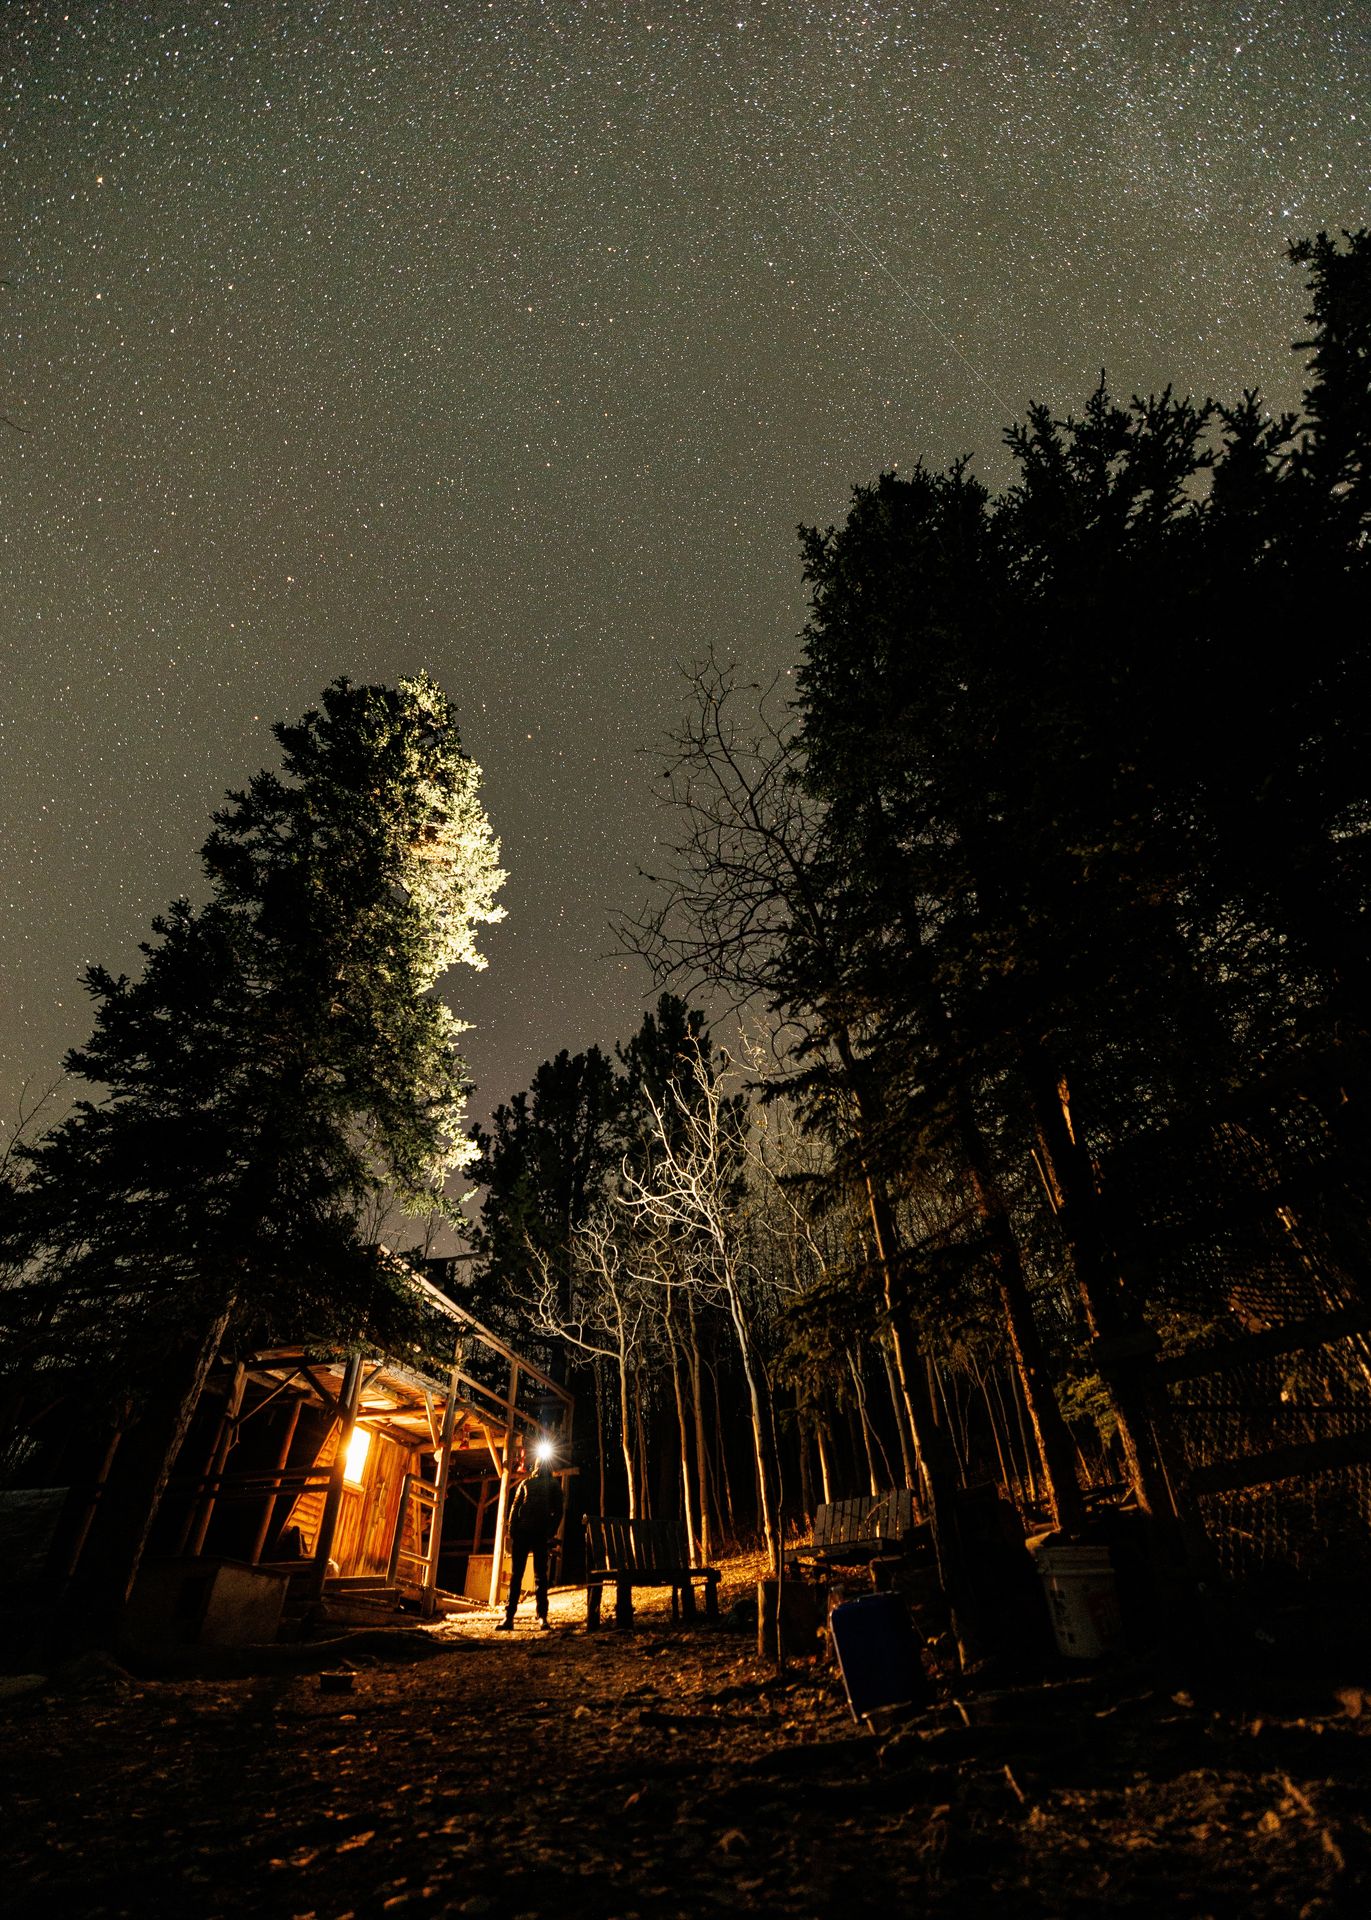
1031,1543 -> 1122,1659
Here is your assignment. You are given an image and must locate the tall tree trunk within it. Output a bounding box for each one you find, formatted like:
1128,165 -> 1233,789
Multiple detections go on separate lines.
616,1342 -> 635,1520
814,1416 -> 835,1504
633,1367 -> 651,1519
848,1354 -> 883,1495
1020,1042 -> 1177,1536
708,1359 -> 738,1540
833,1025 -> 985,1664
976,1360 -> 1016,1499
1004,1359 -> 1041,1509
723,1279 -> 778,1567
593,1362 -> 607,1514
880,1338 -> 918,1492
796,1392 -> 815,1522
663,1298 -> 698,1561
959,1126 -> 1085,1531
930,1355 -> 969,1480
685,1296 -> 713,1562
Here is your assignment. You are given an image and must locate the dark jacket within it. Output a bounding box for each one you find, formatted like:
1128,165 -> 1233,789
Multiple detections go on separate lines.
508,1467 -> 563,1539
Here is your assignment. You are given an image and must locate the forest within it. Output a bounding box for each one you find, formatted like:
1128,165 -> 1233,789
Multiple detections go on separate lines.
2,229 -> 1370,1668
455,225 -> 1371,1649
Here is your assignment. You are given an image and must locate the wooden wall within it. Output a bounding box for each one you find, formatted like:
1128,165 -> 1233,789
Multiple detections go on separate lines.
335,1430 -> 423,1577
286,1422 -> 340,1552
286,1423 -> 428,1579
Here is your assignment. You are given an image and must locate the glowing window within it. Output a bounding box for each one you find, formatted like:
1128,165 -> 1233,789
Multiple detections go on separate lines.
343,1425 -> 372,1487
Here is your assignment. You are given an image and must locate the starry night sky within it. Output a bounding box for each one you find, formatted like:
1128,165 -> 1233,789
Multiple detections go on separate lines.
3,1 -> 1368,1154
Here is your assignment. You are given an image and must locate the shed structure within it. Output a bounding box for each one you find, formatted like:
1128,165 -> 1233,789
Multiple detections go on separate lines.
159,1269 -> 573,1620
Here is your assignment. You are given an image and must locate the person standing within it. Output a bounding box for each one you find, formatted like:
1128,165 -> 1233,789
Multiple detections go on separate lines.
495,1447 -> 564,1631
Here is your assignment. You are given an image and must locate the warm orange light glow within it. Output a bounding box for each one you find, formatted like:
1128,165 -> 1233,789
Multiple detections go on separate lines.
343,1425 -> 372,1486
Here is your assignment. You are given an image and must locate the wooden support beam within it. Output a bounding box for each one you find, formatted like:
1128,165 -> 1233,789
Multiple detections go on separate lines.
181,1363 -> 246,1558
471,1476 -> 491,1557
237,1371 -> 304,1421
298,1364 -> 346,1414
56,1426 -> 123,1585
387,1474 -> 416,1587
305,1352 -> 364,1605
551,1393 -> 575,1585
1190,1425 -> 1371,1496
1155,1308 -> 1371,1386
249,1397 -> 302,1566
488,1358 -> 520,1609
421,1342 -> 463,1616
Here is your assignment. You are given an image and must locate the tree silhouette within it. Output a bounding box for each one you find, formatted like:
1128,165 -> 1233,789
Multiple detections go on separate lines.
5,675 -> 504,1629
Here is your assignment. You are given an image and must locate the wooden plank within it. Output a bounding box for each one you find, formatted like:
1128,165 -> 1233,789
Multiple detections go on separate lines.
298,1363 -> 348,1413
398,1268 -> 574,1406
386,1474 -> 414,1586
487,1359 -> 519,1608
249,1397 -> 302,1565
421,1345 -> 462,1615
182,1362 -> 246,1557
238,1371 -> 307,1418
1156,1308 -> 1371,1386
305,1353 -> 363,1604
471,1476 -> 492,1556
583,1514 -> 717,1579
1191,1424 -> 1371,1496
814,1497 -> 875,1547
214,1467 -> 334,1501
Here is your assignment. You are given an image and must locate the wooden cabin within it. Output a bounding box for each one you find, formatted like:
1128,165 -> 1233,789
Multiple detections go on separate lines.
127,1269 -> 573,1638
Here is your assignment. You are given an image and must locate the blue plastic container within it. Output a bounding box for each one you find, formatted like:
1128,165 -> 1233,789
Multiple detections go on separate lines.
830,1592 -> 926,1720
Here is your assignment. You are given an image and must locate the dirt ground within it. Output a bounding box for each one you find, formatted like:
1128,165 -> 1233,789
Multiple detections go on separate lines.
2,1557 -> 1368,1919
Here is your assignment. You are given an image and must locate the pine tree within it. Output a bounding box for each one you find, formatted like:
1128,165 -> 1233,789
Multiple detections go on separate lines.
468,1046 -> 622,1341
7,674 -> 504,1627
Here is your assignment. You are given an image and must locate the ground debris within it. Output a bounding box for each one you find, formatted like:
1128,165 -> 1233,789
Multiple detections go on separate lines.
2,1559 -> 1368,1917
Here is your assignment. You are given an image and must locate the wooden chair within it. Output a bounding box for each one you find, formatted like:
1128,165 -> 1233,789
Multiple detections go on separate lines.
582,1514 -> 721,1629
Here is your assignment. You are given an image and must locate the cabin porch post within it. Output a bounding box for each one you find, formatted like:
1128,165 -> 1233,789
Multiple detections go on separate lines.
487,1359 -> 520,1609
249,1396 -> 303,1564
181,1362 -> 246,1557
304,1352 -> 364,1606
420,1339 -> 463,1616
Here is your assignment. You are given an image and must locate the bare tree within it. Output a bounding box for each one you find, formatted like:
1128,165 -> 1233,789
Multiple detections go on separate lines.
620,1048 -> 787,1570
525,1207 -> 651,1516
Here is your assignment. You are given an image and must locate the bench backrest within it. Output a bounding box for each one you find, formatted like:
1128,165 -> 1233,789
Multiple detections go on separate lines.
584,1514 -> 692,1573
812,1488 -> 918,1549
813,1496 -> 873,1548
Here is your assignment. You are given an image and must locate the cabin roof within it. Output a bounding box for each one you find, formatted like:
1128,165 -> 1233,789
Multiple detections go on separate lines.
242,1267 -> 571,1454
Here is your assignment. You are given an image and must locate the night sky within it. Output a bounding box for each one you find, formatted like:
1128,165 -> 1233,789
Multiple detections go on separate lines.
3,2 -> 1368,1162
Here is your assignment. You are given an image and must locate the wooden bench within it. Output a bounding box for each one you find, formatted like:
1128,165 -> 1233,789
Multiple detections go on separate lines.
583,1515 -> 721,1629
791,1490 -> 922,1569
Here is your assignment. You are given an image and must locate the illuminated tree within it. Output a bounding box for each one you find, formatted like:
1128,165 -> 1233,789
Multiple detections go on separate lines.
6,674 -> 505,1627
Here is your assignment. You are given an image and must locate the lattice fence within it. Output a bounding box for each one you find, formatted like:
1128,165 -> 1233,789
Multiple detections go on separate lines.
1109,1090 -> 1371,1584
